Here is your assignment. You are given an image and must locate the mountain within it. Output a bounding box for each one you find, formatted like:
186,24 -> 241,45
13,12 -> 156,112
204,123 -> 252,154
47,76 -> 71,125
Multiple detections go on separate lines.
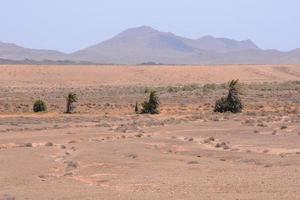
0,26 -> 300,64
0,42 -> 66,61
70,26 -> 262,64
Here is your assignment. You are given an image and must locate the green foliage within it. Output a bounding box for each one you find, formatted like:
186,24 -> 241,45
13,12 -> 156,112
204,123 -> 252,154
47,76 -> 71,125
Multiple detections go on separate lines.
214,80 -> 243,113
141,91 -> 160,114
65,92 -> 78,114
33,99 -> 47,112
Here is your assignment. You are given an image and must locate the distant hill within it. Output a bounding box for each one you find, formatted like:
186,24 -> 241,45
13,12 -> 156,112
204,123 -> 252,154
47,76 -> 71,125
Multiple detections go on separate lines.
70,26 -> 263,64
0,42 -> 65,61
1,26 -> 300,64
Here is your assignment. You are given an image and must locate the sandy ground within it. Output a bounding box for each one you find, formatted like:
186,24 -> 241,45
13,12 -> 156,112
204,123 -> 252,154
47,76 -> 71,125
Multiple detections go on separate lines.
0,65 -> 300,200
0,64 -> 300,87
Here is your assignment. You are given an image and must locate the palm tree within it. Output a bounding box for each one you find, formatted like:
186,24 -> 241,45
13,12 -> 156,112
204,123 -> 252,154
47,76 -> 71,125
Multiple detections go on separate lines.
141,90 -> 160,114
65,93 -> 78,114
214,79 -> 243,113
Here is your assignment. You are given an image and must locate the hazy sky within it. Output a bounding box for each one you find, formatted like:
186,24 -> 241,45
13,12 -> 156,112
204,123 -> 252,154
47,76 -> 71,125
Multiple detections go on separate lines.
1,0 -> 299,53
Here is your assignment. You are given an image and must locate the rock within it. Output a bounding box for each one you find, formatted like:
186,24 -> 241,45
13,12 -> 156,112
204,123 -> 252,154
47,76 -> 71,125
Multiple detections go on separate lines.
204,137 -> 215,143
66,160 -> 78,170
215,143 -> 221,148
45,142 -> 53,147
264,164 -> 273,168
263,149 -> 269,153
280,125 -> 288,130
135,133 -> 143,138
187,161 -> 199,164
38,175 -> 46,179
25,143 -> 32,147
127,154 -> 138,159
64,172 -> 73,176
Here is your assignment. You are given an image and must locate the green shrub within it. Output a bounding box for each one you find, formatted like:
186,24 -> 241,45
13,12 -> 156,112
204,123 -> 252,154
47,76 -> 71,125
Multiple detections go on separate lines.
33,99 -> 47,112
214,80 -> 243,113
141,91 -> 160,114
65,93 -> 78,114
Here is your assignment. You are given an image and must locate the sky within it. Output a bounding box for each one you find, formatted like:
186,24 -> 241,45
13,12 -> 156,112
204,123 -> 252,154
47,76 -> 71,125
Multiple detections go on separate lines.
0,0 -> 299,53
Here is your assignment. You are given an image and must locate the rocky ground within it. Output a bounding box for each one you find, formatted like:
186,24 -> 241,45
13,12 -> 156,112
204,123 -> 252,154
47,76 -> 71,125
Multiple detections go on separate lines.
0,65 -> 300,200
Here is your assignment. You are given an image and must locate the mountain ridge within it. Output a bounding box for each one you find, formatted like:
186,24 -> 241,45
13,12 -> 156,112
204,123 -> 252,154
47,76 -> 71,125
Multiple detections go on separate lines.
0,26 -> 299,64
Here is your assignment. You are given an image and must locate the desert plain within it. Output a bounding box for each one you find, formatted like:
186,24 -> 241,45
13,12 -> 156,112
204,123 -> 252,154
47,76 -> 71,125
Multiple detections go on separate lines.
0,64 -> 300,200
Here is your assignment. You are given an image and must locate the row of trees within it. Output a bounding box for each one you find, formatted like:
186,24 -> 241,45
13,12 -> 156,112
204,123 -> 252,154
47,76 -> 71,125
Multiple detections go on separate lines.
33,80 -> 243,114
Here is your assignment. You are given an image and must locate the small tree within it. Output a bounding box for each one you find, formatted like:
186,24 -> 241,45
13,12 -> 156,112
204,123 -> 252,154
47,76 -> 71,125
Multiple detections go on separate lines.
65,93 -> 78,114
214,80 -> 243,113
33,99 -> 47,112
141,91 -> 160,114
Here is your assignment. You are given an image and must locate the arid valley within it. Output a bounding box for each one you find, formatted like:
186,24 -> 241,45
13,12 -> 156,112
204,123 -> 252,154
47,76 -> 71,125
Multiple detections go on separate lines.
0,65 -> 300,200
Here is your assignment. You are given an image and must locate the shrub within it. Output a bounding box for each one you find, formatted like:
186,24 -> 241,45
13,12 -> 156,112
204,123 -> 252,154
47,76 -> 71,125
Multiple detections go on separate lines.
203,83 -> 217,93
214,80 -> 243,113
65,93 -> 78,114
141,91 -> 160,114
33,99 -> 47,112
167,86 -> 179,93
182,84 -> 199,92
